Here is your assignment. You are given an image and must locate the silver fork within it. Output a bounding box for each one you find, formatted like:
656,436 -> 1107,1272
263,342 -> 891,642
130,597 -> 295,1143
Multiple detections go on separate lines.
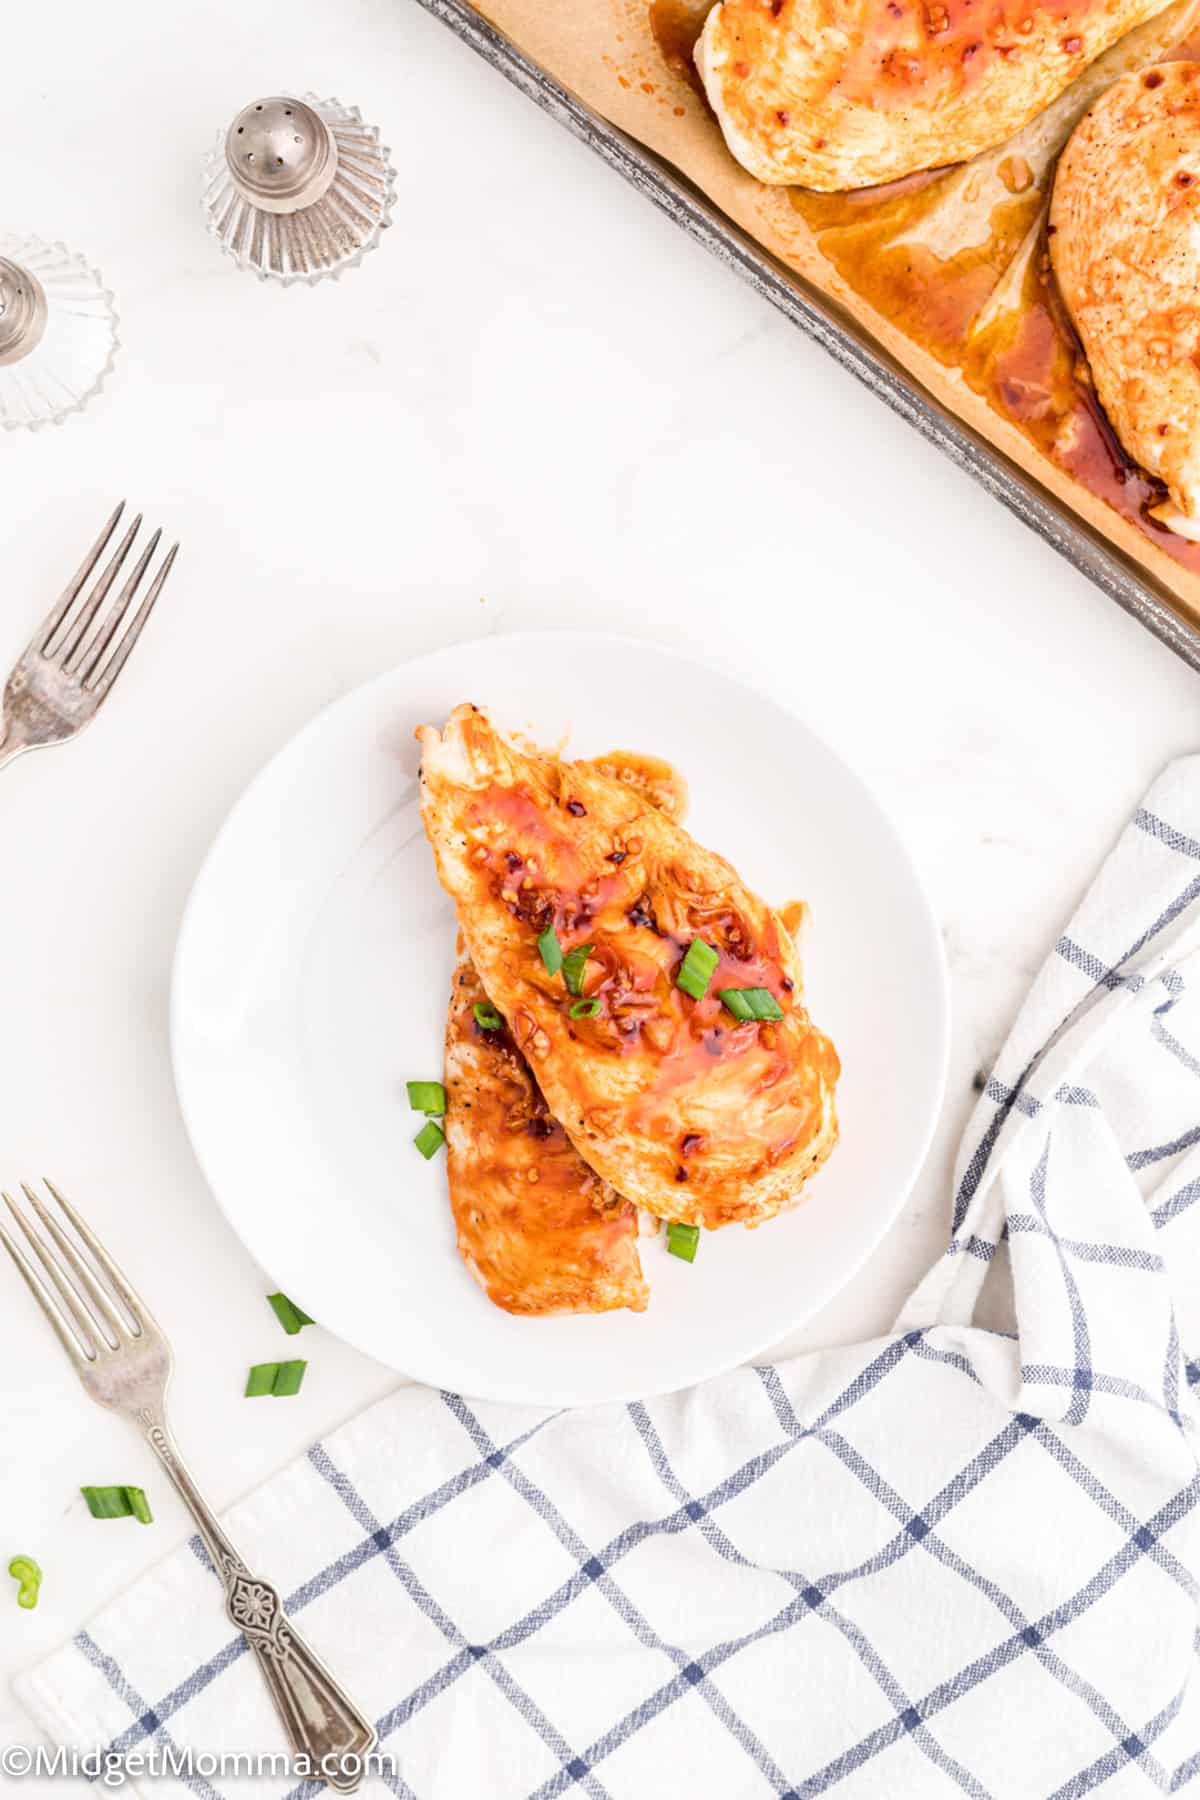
0,503 -> 178,773
1,1181 -> 378,1793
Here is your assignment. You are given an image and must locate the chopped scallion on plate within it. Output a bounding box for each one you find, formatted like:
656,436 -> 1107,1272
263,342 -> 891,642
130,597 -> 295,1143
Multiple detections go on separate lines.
666,1222 -> 700,1263
569,997 -> 601,1019
719,987 -> 784,1023
245,1360 -> 307,1398
562,944 -> 595,997
676,938 -> 718,1001
473,1002 -> 503,1031
267,1292 -> 313,1335
8,1556 -> 41,1609
537,925 -> 563,976
406,1079 -> 447,1116
414,1119 -> 446,1160
80,1485 -> 154,1524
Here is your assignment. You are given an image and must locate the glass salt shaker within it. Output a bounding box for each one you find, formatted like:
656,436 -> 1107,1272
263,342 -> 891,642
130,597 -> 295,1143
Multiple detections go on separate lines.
202,94 -> 395,286
0,236 -> 119,431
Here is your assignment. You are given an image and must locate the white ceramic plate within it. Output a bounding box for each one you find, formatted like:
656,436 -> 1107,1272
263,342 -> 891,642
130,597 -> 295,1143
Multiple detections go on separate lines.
171,633 -> 947,1406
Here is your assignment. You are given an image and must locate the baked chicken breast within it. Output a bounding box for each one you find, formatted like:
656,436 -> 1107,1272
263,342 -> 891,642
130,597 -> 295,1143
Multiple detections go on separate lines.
445,950 -> 649,1316
418,705 -> 840,1230
695,0 -> 1172,190
1051,61 -> 1200,539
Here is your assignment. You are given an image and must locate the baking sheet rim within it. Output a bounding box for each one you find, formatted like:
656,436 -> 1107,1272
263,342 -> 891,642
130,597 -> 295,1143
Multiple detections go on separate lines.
415,0 -> 1200,677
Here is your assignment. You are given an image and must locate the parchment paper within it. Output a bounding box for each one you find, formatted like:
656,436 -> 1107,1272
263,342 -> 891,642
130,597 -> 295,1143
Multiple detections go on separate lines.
472,0 -> 1200,634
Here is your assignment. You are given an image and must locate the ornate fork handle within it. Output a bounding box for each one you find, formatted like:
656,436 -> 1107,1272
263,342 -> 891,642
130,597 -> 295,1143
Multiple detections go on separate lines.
142,1414 -> 377,1793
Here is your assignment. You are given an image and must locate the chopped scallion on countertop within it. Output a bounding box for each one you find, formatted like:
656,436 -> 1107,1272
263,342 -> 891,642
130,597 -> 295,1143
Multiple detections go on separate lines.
719,987 -> 784,1023
81,1486 -> 154,1523
8,1556 -> 41,1609
414,1119 -> 446,1160
473,1002 -> 503,1030
537,925 -> 563,976
267,1292 -> 313,1335
562,944 -> 595,997
406,1079 -> 447,1115
666,1222 -> 700,1263
272,1360 -> 307,1398
569,997 -> 601,1019
245,1361 -> 307,1398
676,938 -> 718,1002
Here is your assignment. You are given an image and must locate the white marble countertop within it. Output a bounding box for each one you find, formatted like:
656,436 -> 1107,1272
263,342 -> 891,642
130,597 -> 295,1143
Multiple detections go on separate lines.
3,0 -> 1200,1773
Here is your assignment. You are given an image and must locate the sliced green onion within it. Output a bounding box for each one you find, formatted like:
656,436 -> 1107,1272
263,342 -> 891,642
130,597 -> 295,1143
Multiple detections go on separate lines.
473,1002 -> 503,1031
719,987 -> 784,1023
414,1119 -> 446,1160
272,1360 -> 307,1398
125,1487 -> 154,1525
8,1556 -> 42,1610
666,1222 -> 701,1263
81,1486 -> 152,1523
569,997 -> 601,1019
267,1292 -> 313,1336
245,1361 -> 308,1398
537,925 -> 563,976
562,944 -> 595,997
406,1080 -> 447,1116
676,938 -> 719,1002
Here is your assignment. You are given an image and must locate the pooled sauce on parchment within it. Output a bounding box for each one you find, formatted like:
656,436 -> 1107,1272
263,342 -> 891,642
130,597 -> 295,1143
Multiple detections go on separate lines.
649,0 -> 712,91
647,0 -> 1200,573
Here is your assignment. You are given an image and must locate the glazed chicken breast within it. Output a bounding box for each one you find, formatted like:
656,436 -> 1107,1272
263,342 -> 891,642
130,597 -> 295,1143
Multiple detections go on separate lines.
442,750 -> 684,1318
445,950 -> 648,1316
695,0 -> 1172,190
418,706 -> 840,1231
1051,61 -> 1200,539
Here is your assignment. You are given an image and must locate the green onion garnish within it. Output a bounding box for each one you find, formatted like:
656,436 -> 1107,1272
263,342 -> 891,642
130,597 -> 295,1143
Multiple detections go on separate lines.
244,1361 -> 308,1398
676,939 -> 718,1002
562,944 -> 595,997
267,1292 -> 313,1336
666,1222 -> 701,1263
719,987 -> 784,1023
473,1002 -> 503,1030
414,1119 -> 446,1159
8,1556 -> 42,1610
272,1360 -> 307,1398
569,997 -> 601,1019
80,1486 -> 153,1524
406,1080 -> 447,1116
537,925 -> 563,976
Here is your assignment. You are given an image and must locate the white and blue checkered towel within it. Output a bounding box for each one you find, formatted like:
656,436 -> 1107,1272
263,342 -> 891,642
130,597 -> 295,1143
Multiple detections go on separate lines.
18,758 -> 1200,1798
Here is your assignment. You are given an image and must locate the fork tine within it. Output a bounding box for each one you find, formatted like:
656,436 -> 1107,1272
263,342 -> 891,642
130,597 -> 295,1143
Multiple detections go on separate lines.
41,1177 -> 149,1332
90,543 -> 178,697
3,1190 -> 102,1357
74,529 -> 161,682
34,502 -> 125,654
49,515 -> 142,669
0,1216 -> 95,1365
20,1183 -> 128,1347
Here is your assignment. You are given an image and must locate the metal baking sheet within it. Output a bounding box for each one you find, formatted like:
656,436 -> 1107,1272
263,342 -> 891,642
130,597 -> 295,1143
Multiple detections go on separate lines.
416,0 -> 1200,676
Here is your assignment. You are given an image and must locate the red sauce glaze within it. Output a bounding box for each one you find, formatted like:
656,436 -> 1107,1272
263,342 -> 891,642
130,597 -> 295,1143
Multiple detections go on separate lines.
467,782 -> 828,1151
831,0 -> 1094,111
